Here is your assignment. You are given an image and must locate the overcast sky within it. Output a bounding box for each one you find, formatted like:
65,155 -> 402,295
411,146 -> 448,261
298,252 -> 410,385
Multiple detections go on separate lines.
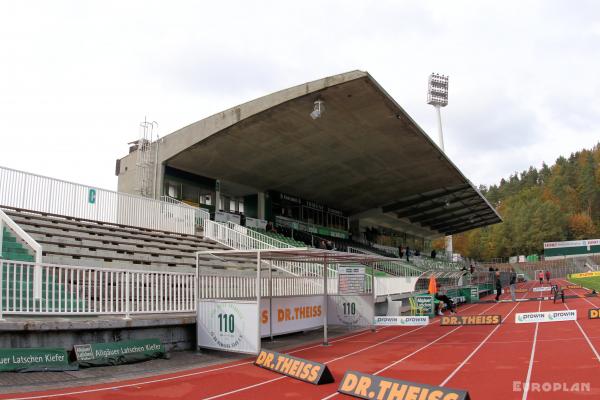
1,1 -> 599,191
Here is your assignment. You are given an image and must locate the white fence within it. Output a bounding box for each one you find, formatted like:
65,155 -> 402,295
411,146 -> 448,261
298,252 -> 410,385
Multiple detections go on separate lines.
0,165 -> 196,235
160,195 -> 210,226
0,260 -> 196,318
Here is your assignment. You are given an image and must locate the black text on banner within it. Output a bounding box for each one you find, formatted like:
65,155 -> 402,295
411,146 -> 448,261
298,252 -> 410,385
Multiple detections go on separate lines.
338,370 -> 470,400
254,350 -> 334,385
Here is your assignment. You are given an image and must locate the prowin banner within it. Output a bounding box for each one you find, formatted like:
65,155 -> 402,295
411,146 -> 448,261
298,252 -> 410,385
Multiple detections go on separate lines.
374,316 -> 429,326
532,287 -> 552,292
515,310 -> 577,324
74,338 -> 167,367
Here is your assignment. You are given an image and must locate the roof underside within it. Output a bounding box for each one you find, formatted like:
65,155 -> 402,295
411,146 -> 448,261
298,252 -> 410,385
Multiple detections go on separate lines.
164,71 -> 501,236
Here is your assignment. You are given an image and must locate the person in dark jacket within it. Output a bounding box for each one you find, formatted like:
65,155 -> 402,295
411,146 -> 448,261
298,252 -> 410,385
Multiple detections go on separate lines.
405,246 -> 410,262
431,249 -> 437,259
509,269 -> 517,301
495,272 -> 502,302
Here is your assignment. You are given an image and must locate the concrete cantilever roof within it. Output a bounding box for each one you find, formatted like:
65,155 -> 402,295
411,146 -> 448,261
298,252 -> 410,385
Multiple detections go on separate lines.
149,70 -> 502,237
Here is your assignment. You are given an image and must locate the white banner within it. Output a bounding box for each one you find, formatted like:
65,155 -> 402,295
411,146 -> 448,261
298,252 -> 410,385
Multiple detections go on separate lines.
515,310 -> 577,324
532,286 -> 552,292
374,316 -> 429,326
327,294 -> 374,327
214,211 -> 242,224
245,217 -> 267,230
260,296 -> 324,337
197,300 -> 259,354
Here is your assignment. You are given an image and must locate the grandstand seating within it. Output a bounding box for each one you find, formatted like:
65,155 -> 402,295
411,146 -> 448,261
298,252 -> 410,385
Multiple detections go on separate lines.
248,228 -> 307,248
1,207 -> 262,274
1,227 -> 35,262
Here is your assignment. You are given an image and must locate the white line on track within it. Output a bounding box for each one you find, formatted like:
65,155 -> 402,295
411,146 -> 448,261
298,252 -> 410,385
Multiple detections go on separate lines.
439,286 -> 531,386
320,300 -> 505,400
521,295 -> 542,400
2,328 -> 379,400
6,304 -> 486,400
206,302 -> 482,400
558,280 -> 600,363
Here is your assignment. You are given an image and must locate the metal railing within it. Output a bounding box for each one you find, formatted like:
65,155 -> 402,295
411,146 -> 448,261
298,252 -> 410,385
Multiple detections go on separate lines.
0,260 -> 196,318
198,274 -> 377,300
160,196 -> 210,226
0,209 -> 43,299
371,243 -> 400,257
0,165 -> 196,235
348,247 -> 422,277
202,219 -> 335,277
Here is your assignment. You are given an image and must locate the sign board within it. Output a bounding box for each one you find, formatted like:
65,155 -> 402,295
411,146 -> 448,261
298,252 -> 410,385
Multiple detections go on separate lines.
0,348 -> 71,372
338,370 -> 470,400
415,295 -> 434,314
565,285 -> 582,289
197,300 -> 259,354
374,316 -> 429,326
532,286 -> 552,292
214,211 -> 241,224
515,310 -> 577,324
260,296 -> 324,337
328,294 -> 374,328
570,271 -> 600,279
74,338 -> 166,367
338,266 -> 366,295
469,286 -> 479,301
88,188 -> 97,205
588,309 -> 600,319
544,239 -> 600,249
254,350 -> 334,385
245,217 -> 267,230
441,315 -> 501,326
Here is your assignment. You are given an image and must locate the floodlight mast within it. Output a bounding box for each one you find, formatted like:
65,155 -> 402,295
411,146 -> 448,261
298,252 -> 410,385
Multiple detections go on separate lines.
427,73 -> 452,257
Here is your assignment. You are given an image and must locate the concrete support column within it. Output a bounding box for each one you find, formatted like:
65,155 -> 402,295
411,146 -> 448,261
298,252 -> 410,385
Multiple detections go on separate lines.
257,192 -> 265,220
215,180 -> 221,211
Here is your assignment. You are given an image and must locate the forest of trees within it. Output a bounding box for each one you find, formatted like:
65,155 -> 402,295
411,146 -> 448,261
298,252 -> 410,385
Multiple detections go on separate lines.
435,143 -> 600,260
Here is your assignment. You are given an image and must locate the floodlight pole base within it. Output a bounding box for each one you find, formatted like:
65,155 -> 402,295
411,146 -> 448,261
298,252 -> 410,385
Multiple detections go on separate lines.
322,341 -> 330,347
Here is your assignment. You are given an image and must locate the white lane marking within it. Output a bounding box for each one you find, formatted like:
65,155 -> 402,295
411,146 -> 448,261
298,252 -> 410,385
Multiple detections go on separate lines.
521,299 -> 542,400
1,328 -> 378,400
320,301 -> 504,400
439,286 -> 531,386
559,280 -> 600,363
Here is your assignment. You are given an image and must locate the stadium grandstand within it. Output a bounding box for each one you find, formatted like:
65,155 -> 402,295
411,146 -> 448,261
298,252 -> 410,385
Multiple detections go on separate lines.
8,71 -> 573,399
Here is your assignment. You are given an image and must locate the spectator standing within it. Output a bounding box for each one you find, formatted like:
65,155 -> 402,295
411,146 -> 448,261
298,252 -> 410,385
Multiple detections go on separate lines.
405,246 -> 410,262
495,272 -> 502,302
509,269 -> 517,301
538,271 -> 544,285
545,270 -> 551,283
431,249 -> 437,259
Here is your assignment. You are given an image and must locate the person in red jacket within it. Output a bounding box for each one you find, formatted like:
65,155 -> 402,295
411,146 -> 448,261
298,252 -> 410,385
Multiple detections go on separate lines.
545,270 -> 551,283
538,271 -> 544,285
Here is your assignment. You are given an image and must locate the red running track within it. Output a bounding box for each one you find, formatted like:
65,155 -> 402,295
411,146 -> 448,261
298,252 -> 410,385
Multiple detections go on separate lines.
2,280 -> 599,400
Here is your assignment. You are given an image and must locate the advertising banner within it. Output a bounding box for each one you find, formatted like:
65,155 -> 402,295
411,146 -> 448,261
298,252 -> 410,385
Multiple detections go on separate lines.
254,350 -> 334,385
570,271 -> 600,279
74,339 -> 166,367
197,300 -> 259,354
374,316 -> 429,326
338,370 -> 470,400
0,348 -> 72,372
532,286 -> 552,292
260,296 -> 324,337
588,309 -> 600,319
515,310 -> 577,324
328,294 -> 374,328
415,295 -> 434,314
441,315 -> 501,326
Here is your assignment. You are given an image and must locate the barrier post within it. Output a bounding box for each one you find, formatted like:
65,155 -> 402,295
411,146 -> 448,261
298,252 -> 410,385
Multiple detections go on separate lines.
256,251 -> 262,352
323,255 -> 329,346
269,259 -> 273,341
124,271 -> 131,320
